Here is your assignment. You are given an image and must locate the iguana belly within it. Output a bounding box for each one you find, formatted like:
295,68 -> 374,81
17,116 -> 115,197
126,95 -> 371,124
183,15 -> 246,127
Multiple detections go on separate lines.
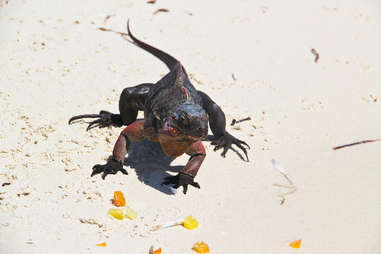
158,135 -> 194,157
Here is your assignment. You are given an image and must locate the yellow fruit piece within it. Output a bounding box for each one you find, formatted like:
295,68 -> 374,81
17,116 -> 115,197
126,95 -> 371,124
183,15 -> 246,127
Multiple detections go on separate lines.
289,239 -> 302,248
96,242 -> 107,247
108,208 -> 124,220
113,191 -> 126,207
124,206 -> 137,220
183,215 -> 198,230
192,242 -> 210,253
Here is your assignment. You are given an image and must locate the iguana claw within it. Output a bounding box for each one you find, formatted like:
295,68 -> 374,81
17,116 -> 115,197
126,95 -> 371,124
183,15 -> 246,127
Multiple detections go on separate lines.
68,110 -> 122,130
211,132 -> 250,161
163,172 -> 200,194
91,157 -> 128,179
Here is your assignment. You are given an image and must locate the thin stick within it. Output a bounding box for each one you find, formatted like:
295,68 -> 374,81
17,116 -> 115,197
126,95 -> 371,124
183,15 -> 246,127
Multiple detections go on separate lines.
279,188 -> 297,197
97,27 -> 128,36
332,139 -> 381,150
311,48 -> 319,63
271,159 -> 296,187
153,8 -> 170,15
271,159 -> 298,205
104,14 -> 115,24
231,117 -> 251,126
273,183 -> 295,189
151,221 -> 183,232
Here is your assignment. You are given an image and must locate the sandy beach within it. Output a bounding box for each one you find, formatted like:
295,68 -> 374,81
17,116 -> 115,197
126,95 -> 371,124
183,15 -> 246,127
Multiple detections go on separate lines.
1,0 -> 381,253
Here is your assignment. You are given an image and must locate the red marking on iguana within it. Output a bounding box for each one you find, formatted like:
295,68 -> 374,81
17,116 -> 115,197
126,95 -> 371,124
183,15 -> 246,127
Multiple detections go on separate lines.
183,87 -> 189,101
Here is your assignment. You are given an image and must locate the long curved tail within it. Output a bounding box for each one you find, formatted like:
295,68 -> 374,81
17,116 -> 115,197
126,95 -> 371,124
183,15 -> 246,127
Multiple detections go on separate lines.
127,20 -> 179,71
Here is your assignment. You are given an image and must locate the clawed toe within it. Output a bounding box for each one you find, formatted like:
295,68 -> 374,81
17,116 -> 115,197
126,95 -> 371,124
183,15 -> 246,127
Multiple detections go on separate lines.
162,173 -> 200,194
68,111 -> 122,130
211,132 -> 250,162
91,164 -> 105,177
91,158 -> 127,179
68,114 -> 101,125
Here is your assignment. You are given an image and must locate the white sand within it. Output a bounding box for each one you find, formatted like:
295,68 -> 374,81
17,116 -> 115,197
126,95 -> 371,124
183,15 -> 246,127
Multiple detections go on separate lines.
1,0 -> 381,253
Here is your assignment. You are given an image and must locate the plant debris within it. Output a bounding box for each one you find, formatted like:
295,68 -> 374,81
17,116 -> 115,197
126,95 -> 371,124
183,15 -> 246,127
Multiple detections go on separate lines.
153,8 -> 170,15
271,159 -> 298,205
124,206 -> 137,220
108,206 -> 137,220
311,48 -> 319,63
151,215 -> 198,231
151,220 -> 183,232
183,215 -> 198,230
332,139 -> 381,150
193,242 -> 210,253
96,242 -> 107,247
97,27 -> 128,36
17,192 -> 30,197
289,239 -> 302,248
104,14 -> 115,24
149,246 -> 162,254
112,190 -> 126,207
1,182 -> 11,187
232,73 -> 237,81
231,117 -> 251,126
147,0 -> 157,3
79,218 -> 103,228
108,208 -> 124,220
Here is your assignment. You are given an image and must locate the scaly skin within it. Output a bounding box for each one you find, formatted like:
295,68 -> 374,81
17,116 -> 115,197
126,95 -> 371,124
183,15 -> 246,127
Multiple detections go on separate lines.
68,20 -> 249,194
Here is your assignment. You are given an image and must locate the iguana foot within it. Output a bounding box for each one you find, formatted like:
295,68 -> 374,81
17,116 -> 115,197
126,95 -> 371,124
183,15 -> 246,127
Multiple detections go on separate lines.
163,172 -> 200,194
91,157 -> 128,179
211,132 -> 250,161
68,110 -> 123,131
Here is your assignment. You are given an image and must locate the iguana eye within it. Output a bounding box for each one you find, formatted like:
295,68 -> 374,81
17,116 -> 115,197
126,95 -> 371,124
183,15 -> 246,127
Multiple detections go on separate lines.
169,126 -> 179,136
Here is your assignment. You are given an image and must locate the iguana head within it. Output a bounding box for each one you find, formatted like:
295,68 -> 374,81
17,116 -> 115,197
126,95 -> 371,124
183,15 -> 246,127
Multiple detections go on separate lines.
161,103 -> 208,141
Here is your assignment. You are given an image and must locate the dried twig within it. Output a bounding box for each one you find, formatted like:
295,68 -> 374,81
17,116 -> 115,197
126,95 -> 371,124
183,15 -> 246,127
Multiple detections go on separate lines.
271,159 -> 298,205
151,221 -> 183,232
104,14 -> 115,24
97,27 -> 128,36
79,218 -> 103,228
332,139 -> 381,150
311,48 -> 319,63
153,8 -> 170,15
231,117 -> 251,126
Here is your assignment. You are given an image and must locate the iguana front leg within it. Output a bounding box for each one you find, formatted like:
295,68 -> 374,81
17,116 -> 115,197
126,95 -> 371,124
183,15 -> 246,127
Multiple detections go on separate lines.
68,83 -> 153,130
198,91 -> 250,161
163,141 -> 206,194
91,120 -> 145,179
68,110 -> 123,131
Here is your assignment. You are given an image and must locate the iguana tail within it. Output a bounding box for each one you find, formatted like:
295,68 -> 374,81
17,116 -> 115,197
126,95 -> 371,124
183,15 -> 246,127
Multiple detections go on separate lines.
127,20 -> 179,71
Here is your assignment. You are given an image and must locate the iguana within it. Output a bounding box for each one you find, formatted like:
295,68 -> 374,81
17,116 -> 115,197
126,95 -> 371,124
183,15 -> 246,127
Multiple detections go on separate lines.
69,21 -> 249,194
